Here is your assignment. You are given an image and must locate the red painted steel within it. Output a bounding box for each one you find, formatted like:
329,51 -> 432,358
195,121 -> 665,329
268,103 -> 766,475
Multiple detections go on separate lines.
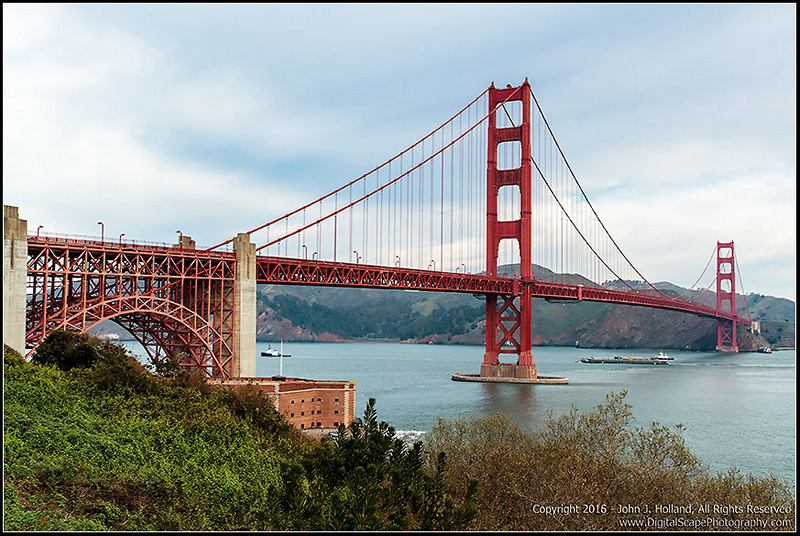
254,255 -> 744,323
26,236 -> 239,378
255,256 -> 514,294
715,241 -> 739,351
484,80 -> 534,366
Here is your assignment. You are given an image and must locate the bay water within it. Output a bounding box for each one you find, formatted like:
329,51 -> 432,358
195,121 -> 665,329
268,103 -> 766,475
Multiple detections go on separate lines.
256,342 -> 796,483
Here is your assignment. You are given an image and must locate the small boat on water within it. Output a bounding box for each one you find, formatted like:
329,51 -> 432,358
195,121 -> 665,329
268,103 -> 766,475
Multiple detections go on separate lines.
651,351 -> 673,360
581,355 -> 668,365
261,342 -> 291,358
757,346 -> 773,354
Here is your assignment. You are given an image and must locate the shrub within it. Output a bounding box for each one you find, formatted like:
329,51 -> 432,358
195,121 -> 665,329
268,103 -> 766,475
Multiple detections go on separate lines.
426,391 -> 795,531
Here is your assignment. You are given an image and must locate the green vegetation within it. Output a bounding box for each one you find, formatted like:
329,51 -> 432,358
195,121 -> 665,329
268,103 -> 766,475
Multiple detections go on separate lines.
3,333 -> 475,531
264,292 -> 483,342
4,332 -> 795,531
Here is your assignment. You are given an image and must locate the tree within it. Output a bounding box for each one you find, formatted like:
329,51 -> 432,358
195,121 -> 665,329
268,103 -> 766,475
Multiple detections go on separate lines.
275,398 -> 477,530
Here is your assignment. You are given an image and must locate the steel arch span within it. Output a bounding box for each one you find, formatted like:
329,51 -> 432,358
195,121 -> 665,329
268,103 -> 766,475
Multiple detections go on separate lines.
58,296 -> 230,377
25,236 -> 239,378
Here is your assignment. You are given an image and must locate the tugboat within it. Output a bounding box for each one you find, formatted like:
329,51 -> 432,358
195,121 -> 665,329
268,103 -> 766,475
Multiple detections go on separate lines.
261,341 -> 291,357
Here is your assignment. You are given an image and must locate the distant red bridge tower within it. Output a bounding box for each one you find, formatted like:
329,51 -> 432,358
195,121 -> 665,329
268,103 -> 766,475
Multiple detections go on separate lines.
715,241 -> 738,352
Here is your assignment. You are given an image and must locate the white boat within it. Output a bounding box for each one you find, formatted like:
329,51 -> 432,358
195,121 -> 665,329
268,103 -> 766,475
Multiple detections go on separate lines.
261,346 -> 280,357
652,351 -> 673,360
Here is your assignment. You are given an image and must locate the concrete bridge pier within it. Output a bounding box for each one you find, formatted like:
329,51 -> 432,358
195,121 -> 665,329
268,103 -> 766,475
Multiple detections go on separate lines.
3,205 -> 28,355
233,233 -> 257,378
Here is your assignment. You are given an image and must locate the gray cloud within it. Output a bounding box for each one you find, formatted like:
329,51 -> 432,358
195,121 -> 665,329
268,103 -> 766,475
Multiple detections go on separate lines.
3,4 -> 795,300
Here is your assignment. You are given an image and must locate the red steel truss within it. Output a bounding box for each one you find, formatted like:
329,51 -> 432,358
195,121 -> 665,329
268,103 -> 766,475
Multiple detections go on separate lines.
484,80 -> 534,366
254,256 -> 742,321
26,236 -> 239,378
255,256 -> 514,293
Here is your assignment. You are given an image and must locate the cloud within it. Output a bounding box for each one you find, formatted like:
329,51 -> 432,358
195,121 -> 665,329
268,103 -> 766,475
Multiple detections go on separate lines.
3,4 -> 796,301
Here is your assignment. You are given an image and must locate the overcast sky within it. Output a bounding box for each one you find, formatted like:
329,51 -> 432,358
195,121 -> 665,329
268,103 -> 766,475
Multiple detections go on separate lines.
3,4 -> 796,302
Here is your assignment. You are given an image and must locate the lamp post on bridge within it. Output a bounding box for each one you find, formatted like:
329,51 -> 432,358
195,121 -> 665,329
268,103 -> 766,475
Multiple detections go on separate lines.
119,233 -> 125,248
353,250 -> 361,264
302,244 -> 307,259
97,222 -> 104,242
37,225 -> 43,237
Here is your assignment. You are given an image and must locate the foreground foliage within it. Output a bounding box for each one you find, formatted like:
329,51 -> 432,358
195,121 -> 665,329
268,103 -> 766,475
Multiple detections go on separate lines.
3,334 -> 475,531
4,332 -> 795,531
425,391 -> 796,531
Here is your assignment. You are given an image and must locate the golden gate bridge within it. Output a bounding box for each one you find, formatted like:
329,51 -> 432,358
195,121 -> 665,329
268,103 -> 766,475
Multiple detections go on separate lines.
4,79 -> 750,380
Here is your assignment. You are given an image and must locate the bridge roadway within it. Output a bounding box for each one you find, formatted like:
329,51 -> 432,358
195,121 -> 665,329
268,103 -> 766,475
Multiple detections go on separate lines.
254,254 -> 746,324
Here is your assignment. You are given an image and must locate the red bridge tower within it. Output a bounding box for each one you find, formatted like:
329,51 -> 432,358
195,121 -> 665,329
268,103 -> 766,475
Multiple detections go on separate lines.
715,241 -> 738,352
482,80 -> 537,379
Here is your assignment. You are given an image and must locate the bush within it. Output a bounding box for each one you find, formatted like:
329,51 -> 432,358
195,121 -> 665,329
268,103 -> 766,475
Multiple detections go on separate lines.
426,391 -> 795,531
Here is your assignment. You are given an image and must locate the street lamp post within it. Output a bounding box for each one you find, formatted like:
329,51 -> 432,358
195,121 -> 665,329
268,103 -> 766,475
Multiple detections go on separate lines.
97,222 -> 104,242
119,233 -> 125,247
37,225 -> 43,237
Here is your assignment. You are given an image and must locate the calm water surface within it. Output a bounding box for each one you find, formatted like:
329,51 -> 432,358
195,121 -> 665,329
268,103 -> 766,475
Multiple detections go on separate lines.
256,342 -> 796,482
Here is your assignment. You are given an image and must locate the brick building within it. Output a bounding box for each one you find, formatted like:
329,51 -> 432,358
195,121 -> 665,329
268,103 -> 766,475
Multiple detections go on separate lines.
212,376 -> 357,431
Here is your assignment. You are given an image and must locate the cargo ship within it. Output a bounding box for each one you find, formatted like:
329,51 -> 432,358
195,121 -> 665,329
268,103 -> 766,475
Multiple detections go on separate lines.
580,355 -> 668,365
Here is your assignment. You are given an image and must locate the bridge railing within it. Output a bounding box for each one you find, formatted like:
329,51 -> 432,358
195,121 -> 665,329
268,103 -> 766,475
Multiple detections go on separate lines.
29,232 -> 234,255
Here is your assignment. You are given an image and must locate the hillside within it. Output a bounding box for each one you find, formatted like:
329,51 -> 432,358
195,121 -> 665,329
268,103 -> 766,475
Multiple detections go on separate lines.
253,266 -> 795,351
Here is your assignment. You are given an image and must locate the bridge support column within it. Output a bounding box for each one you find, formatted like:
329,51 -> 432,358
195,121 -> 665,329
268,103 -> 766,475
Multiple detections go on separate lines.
3,205 -> 28,355
483,80 -> 536,378
715,241 -> 738,353
233,233 -> 257,377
